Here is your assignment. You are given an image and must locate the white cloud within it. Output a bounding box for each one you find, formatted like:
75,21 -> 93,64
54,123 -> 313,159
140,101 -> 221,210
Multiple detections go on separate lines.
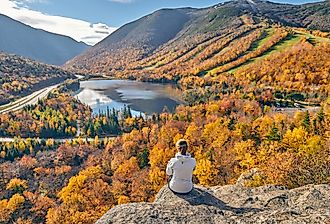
0,0 -> 117,45
18,0 -> 50,4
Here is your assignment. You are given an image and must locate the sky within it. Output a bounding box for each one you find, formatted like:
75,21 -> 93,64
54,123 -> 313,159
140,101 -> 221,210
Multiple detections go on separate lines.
0,0 -> 323,46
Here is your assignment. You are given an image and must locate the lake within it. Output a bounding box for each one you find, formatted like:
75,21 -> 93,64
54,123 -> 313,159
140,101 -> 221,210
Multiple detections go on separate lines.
75,79 -> 183,115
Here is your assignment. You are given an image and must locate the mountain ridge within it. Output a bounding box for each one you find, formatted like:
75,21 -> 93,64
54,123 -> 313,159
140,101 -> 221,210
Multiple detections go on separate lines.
0,14 -> 88,66
65,0 -> 330,78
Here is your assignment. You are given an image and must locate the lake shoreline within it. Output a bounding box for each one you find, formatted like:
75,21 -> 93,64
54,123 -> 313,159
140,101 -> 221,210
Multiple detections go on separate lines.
74,79 -> 184,115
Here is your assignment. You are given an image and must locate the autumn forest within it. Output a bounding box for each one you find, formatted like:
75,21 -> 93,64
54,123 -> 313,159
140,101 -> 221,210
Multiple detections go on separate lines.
1,0 -> 330,223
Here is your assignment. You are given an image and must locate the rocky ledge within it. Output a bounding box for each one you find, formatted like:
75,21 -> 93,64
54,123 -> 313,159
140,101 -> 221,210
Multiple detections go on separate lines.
96,184 -> 330,224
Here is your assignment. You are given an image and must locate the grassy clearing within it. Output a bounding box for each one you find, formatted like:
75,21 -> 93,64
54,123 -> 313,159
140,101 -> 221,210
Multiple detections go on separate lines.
200,29 -> 265,76
249,28 -> 275,51
200,27 -> 329,76
262,33 -> 301,55
204,28 -> 274,75
293,29 -> 330,44
227,33 -> 302,73
228,31 -> 330,73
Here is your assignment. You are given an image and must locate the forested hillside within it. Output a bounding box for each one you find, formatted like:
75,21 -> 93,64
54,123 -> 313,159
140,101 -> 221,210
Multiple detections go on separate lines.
0,0 -> 330,223
65,0 -> 330,82
0,87 -> 329,224
66,0 -> 330,107
0,53 -> 77,105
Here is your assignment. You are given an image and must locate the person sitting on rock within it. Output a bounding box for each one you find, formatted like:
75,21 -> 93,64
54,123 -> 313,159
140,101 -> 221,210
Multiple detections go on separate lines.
166,139 -> 196,194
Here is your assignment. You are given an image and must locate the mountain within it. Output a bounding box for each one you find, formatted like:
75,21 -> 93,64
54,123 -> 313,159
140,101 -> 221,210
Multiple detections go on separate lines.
65,8 -> 194,72
0,52 -> 77,105
65,0 -> 330,79
0,14 -> 89,66
248,0 -> 330,30
97,184 -> 330,223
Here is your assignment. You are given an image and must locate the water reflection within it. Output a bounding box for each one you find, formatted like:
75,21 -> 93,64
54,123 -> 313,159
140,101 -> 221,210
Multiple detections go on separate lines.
75,79 -> 183,115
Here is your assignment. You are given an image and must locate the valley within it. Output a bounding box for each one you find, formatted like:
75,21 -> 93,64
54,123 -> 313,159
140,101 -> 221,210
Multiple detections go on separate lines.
0,0 -> 329,223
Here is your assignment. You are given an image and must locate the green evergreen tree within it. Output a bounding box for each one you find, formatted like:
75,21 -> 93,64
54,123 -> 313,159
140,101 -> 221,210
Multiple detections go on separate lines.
127,106 -> 132,118
137,148 -> 149,169
317,107 -> 325,123
228,117 -> 236,130
302,111 -> 310,131
267,124 -> 281,141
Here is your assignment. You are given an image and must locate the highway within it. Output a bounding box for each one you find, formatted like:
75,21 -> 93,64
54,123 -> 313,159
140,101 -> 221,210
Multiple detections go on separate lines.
0,84 -> 59,114
0,76 -> 103,143
0,74 -> 85,114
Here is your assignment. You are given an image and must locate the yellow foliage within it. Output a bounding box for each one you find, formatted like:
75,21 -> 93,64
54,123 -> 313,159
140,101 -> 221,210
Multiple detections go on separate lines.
282,127 -> 308,151
7,194 -> 25,211
173,133 -> 184,147
254,115 -> 275,138
206,104 -> 219,116
184,123 -> 199,140
149,167 -> 166,192
299,135 -> 323,155
0,151 -> 5,158
203,118 -> 230,150
6,178 -> 28,192
18,141 -> 26,152
193,158 -> 218,186
0,199 -> 10,222
58,176 -> 87,205
58,166 -> 103,204
94,135 -> 99,147
117,195 -> 130,205
245,173 -> 266,187
48,166 -> 112,224
79,165 -> 102,177
234,140 -> 256,171
46,139 -> 55,147
115,157 -> 139,178
124,117 -> 135,127
149,145 -> 175,169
